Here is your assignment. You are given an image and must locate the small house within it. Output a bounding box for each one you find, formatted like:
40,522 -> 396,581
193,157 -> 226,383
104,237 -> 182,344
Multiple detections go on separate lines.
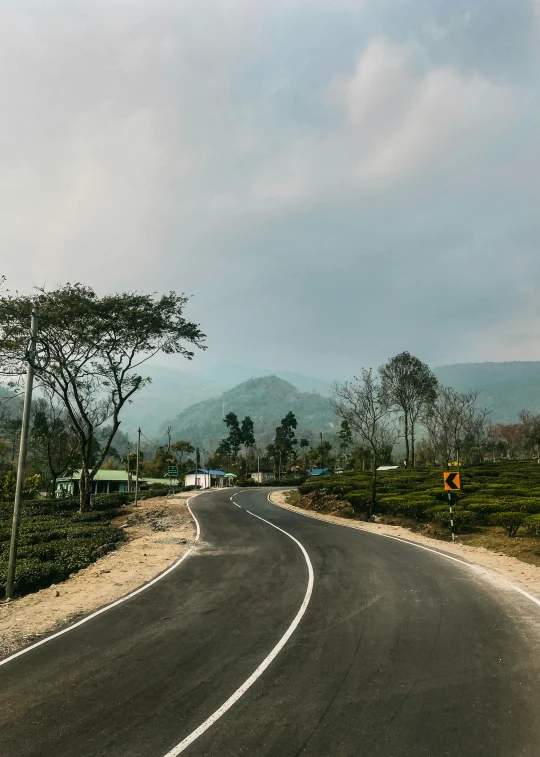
250,471 -> 275,483
184,468 -> 225,489
55,470 -> 178,497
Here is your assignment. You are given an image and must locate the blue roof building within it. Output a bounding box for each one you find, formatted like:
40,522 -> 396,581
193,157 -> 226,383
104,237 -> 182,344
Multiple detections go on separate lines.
307,468 -> 333,477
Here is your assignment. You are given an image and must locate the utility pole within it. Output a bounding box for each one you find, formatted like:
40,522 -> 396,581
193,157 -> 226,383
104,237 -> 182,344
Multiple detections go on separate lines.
6,305 -> 39,600
134,427 -> 141,506
257,453 -> 260,483
279,450 -> 282,481
126,439 -> 131,493
320,432 -> 324,469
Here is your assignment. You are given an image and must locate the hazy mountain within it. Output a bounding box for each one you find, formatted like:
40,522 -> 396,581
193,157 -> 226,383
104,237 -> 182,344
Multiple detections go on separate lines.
119,363 -> 331,438
120,360 -> 540,441
200,363 -> 332,395
119,365 -> 226,439
161,376 -> 337,449
434,362 -> 540,423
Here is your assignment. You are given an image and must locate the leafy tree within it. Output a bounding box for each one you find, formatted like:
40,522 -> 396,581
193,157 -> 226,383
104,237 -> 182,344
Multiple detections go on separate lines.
140,445 -> 174,477
338,420 -> 353,453
379,352 -> 438,467
171,440 -> 195,472
299,438 -> 310,470
31,394 -> 78,496
272,412 -> 298,472
0,284 -> 205,511
219,412 -> 243,458
333,370 -> 398,519
240,415 -> 255,474
318,439 -> 332,468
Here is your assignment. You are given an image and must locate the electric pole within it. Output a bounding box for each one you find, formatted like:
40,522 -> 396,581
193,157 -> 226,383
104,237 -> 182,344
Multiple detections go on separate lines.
134,427 -> 141,506
6,305 -> 39,600
126,439 -> 131,492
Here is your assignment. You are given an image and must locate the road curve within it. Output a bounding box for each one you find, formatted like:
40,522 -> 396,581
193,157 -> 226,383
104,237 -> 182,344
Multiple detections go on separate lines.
1,488 -> 540,757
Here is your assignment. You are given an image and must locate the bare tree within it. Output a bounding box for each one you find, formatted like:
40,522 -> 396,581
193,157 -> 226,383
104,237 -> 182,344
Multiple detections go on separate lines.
379,352 -> 438,467
332,369 -> 398,519
519,410 -> 540,458
422,387 -> 486,467
493,423 -> 527,460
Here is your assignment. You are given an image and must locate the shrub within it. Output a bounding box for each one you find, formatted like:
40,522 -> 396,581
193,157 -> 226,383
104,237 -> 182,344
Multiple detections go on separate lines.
90,492 -> 131,510
346,490 -> 371,513
298,481 -> 326,495
515,499 -> 540,515
0,498 -> 79,519
431,507 -> 475,532
466,501 -> 512,519
525,515 -> 540,536
489,511 -> 526,537
394,501 -> 431,520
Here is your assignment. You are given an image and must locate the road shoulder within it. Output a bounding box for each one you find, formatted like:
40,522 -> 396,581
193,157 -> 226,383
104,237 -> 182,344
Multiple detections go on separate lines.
269,489 -> 540,601
0,492 -> 197,660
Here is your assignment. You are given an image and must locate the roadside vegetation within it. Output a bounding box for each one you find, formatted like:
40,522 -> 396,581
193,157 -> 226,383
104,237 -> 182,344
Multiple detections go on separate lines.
0,493 -> 128,596
293,461 -> 540,566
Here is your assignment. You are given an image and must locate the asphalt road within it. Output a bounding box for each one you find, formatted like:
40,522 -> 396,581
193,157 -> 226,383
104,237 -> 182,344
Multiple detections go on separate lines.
2,488 -> 540,757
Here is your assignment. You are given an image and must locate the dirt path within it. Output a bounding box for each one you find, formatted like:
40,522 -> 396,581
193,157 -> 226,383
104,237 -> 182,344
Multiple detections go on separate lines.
270,490 -> 540,600
0,493 -> 198,659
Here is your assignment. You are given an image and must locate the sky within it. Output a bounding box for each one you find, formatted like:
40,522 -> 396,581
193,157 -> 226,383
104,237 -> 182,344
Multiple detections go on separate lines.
1,0 -> 540,381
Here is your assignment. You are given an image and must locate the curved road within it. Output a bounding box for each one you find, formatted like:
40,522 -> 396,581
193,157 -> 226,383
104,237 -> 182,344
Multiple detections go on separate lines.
2,488 -> 540,756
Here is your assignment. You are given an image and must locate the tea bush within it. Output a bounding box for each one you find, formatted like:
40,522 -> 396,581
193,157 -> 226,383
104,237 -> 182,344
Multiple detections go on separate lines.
489,511 -> 526,537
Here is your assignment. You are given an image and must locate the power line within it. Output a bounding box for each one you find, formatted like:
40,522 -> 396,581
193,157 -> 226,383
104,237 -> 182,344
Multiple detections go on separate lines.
140,431 -> 162,448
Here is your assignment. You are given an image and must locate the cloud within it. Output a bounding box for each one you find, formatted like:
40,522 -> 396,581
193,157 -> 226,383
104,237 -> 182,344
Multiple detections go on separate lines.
333,38 -> 515,184
0,0 -> 538,377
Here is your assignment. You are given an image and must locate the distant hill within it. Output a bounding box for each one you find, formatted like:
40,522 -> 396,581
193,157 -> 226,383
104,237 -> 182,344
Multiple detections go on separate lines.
434,362 -> 540,423
161,376 -> 337,449
120,360 -> 540,441
119,363 -> 331,438
200,363 -> 332,395
118,365 -> 226,438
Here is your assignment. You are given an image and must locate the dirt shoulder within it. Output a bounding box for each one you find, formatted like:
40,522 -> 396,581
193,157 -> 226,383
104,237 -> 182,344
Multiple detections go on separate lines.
269,489 -> 540,600
0,493 -> 198,660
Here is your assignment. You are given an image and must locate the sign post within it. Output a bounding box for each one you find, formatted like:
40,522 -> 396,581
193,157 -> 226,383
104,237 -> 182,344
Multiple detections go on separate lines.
444,472 -> 462,543
168,465 -> 178,497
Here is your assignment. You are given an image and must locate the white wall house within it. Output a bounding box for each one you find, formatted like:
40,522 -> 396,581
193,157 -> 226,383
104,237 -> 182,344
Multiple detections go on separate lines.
184,468 -> 225,489
250,471 -> 275,483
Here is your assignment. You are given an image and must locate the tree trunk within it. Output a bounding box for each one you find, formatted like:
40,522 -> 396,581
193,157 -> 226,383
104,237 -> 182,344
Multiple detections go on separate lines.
368,449 -> 377,521
79,463 -> 92,513
410,420 -> 415,468
404,412 -> 410,467
50,475 -> 57,499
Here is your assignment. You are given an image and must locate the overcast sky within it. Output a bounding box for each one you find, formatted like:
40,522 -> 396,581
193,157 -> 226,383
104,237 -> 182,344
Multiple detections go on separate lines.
1,0 -> 539,380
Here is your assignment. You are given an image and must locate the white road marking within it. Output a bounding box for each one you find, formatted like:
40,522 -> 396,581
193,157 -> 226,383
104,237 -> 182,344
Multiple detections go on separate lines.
0,496 -> 203,667
233,502 -> 242,508
162,497 -> 315,757
267,493 -> 540,610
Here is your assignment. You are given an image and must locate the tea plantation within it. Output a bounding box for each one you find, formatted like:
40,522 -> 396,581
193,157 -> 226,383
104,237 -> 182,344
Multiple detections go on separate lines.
298,461 -> 540,538
0,494 -> 127,597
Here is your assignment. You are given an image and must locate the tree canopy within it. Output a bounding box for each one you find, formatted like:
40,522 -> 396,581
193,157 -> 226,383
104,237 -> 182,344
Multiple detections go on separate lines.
0,284 -> 205,510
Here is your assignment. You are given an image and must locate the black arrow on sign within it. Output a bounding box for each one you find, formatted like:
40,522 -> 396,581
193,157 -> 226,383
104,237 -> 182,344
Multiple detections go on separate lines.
445,472 -> 460,490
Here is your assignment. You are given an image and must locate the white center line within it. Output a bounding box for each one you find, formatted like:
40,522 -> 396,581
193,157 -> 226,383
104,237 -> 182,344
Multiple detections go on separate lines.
162,498 -> 314,756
